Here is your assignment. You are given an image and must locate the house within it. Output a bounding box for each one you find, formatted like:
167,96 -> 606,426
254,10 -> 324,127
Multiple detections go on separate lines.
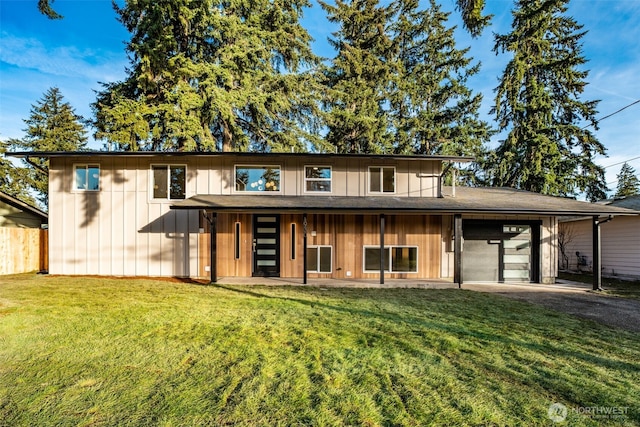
0,190 -> 47,228
559,195 -> 640,280
0,190 -> 48,275
6,151 -> 638,286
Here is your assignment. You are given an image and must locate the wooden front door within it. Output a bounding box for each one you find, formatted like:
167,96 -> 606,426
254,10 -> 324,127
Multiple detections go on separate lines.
252,215 -> 280,277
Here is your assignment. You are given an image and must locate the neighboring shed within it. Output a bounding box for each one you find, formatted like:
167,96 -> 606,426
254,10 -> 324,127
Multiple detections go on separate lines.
0,191 -> 48,274
0,191 -> 47,228
559,195 -> 640,280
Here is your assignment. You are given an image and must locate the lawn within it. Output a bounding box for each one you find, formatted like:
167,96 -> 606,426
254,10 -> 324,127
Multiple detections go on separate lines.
559,271 -> 640,300
1,275 -> 639,426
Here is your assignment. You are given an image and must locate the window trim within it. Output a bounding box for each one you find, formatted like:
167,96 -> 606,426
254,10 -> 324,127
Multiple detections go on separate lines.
73,164 -> 100,192
234,164 -> 282,194
307,245 -> 333,273
368,166 -> 396,194
363,245 -> 419,273
304,165 -> 333,194
150,164 -> 187,200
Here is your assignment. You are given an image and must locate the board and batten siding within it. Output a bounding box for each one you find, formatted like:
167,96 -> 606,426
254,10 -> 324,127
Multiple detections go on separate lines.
50,157 -> 199,277
560,217 -> 640,278
48,154 -> 443,277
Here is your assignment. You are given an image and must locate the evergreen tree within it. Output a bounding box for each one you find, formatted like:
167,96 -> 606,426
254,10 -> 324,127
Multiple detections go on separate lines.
38,0 -> 63,19
455,0 -> 491,37
614,162 -> 640,198
320,0 -> 395,154
10,87 -> 87,207
0,141 -> 36,207
489,0 -> 607,201
389,0 -> 491,160
93,0 -> 321,152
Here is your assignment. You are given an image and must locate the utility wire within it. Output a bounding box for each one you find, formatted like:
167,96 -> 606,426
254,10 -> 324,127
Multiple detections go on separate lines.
604,155 -> 640,169
582,98 -> 640,129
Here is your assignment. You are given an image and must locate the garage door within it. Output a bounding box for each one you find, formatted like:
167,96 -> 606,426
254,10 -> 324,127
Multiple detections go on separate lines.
463,221 -> 538,283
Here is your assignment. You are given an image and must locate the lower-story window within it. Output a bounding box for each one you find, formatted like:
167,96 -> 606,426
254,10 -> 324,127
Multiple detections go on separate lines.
364,246 -> 418,273
307,245 -> 332,273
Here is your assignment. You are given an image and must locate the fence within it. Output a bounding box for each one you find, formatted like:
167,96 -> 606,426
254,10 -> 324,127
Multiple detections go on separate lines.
0,227 -> 48,275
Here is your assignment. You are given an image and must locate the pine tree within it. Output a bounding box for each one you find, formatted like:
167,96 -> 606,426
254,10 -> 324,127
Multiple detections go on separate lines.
389,0 -> 491,160
489,0 -> 607,201
320,0 -> 395,154
93,0 -> 321,152
614,162 -> 640,198
10,87 -> 87,207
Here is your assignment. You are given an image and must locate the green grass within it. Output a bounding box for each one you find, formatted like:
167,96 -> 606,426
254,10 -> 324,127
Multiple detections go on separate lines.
559,271 -> 640,300
1,274 -> 639,426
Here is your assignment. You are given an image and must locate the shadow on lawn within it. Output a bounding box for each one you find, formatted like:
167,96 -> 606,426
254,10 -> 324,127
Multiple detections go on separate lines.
211,284 -> 640,378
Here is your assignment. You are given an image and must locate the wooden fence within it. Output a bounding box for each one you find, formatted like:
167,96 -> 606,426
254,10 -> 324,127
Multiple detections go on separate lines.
0,227 -> 48,275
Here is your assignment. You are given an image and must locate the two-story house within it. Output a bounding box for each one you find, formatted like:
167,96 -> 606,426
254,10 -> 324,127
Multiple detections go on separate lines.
7,151 -> 637,285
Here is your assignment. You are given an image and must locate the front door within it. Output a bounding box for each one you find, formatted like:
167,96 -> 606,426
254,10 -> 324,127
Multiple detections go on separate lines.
252,215 -> 280,277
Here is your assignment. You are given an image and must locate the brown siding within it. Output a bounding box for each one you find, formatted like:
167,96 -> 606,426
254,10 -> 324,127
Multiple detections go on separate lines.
199,214 -> 443,280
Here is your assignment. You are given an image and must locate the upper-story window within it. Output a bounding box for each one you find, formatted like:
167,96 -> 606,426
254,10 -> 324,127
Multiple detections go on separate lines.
369,166 -> 395,193
305,166 -> 332,193
152,165 -> 186,199
235,165 -> 281,192
74,164 -> 100,191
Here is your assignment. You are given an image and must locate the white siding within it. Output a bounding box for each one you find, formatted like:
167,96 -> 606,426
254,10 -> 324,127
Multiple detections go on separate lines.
50,157 -> 197,277
560,217 -> 640,279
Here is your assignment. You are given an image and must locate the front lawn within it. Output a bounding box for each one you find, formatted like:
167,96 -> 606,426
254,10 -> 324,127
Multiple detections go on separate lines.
1,274 -> 639,426
559,271 -> 640,300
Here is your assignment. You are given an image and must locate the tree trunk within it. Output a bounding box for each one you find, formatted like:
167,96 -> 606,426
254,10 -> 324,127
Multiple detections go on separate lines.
222,119 -> 233,152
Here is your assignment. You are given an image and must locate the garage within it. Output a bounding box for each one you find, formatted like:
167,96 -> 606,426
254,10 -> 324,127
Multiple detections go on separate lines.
462,220 -> 541,283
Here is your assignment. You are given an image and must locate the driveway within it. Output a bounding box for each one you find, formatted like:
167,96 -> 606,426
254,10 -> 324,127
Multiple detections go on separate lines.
464,281 -> 640,333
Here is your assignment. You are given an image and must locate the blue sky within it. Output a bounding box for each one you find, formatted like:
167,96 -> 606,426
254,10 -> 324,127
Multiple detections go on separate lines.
1,0 -> 639,195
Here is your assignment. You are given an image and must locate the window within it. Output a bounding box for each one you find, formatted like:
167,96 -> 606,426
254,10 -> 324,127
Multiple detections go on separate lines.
152,165 -> 186,199
364,246 -> 418,273
369,166 -> 395,193
234,222 -> 241,260
235,165 -> 281,192
305,166 -> 332,192
307,245 -> 332,273
74,165 -> 100,191
291,223 -> 297,259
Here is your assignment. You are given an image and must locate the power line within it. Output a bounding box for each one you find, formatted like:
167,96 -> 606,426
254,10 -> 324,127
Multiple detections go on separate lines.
604,155 -> 640,169
598,99 -> 640,123
582,98 -> 640,129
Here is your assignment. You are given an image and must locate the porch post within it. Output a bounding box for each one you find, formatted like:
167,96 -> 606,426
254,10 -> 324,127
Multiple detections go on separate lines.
303,214 -> 308,285
592,215 -> 602,291
209,212 -> 217,284
453,214 -> 462,288
380,214 -> 385,285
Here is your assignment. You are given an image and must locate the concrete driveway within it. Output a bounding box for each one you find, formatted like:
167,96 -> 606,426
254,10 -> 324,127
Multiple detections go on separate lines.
463,281 -> 640,333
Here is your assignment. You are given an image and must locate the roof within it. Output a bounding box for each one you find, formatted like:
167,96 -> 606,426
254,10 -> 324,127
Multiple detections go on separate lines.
597,194 -> 640,211
0,191 -> 48,222
170,186 -> 640,216
5,150 -> 474,163
560,194 -> 640,222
